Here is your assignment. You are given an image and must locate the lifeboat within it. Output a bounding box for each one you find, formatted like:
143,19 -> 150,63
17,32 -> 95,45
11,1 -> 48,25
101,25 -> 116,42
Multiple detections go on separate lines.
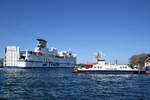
36,52 -> 42,56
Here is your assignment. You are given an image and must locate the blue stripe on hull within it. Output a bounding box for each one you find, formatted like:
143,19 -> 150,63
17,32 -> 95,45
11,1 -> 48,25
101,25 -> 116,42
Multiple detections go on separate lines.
78,70 -> 139,74
4,66 -> 27,69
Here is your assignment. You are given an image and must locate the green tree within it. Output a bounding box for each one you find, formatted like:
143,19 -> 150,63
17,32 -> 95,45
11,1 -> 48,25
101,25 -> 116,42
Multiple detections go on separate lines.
129,53 -> 150,67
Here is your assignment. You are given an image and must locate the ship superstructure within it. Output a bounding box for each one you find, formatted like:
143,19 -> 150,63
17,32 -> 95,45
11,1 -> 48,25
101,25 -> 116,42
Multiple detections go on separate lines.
4,39 -> 76,68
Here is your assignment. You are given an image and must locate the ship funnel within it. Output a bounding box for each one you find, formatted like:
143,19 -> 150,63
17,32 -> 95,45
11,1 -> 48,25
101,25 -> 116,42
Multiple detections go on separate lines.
37,38 -> 47,48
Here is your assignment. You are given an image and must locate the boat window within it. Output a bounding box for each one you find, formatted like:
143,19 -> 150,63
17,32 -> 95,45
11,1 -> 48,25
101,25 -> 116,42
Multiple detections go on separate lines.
81,65 -> 92,68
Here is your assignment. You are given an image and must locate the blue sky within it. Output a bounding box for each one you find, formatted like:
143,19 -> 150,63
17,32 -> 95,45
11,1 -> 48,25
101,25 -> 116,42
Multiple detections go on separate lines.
0,0 -> 150,64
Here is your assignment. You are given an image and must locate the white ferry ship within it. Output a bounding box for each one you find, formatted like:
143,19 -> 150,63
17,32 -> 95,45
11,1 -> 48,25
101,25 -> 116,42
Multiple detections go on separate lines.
4,39 -> 77,69
74,51 -> 139,74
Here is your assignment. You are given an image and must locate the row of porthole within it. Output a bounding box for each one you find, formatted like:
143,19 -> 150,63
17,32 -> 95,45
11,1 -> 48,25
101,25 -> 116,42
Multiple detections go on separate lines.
94,66 -> 103,68
94,66 -> 128,69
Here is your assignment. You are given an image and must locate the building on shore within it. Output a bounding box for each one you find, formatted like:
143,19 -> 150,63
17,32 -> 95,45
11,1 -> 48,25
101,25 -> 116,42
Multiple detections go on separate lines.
145,57 -> 150,67
145,57 -> 150,73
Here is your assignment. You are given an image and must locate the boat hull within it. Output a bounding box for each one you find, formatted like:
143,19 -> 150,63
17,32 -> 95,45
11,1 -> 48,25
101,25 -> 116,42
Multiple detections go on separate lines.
77,70 -> 142,74
4,60 -> 76,69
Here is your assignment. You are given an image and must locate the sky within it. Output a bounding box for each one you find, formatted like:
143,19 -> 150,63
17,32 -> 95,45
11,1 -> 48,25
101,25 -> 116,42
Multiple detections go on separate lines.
0,0 -> 150,64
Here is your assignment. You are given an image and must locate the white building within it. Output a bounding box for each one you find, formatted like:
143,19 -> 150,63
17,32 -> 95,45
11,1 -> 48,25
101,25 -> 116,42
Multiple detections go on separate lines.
145,57 -> 150,67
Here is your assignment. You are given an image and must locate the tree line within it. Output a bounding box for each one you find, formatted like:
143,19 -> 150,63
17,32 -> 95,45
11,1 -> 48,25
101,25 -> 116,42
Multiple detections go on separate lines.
129,53 -> 150,67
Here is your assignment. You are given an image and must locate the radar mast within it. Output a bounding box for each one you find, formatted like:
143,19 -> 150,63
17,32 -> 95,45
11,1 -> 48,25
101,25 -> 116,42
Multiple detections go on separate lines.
95,51 -> 105,62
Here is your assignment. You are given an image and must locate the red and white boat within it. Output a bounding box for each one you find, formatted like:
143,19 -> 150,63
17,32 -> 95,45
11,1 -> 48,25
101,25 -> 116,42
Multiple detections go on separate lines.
74,51 -> 139,74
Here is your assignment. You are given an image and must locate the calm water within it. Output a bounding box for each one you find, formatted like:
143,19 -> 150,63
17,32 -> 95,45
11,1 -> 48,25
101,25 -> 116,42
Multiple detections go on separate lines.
0,68 -> 150,100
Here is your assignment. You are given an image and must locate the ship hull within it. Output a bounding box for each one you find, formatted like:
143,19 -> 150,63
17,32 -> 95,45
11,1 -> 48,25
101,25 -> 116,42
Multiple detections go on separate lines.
77,70 -> 141,74
4,63 -> 76,69
4,63 -> 75,69
4,60 -> 76,69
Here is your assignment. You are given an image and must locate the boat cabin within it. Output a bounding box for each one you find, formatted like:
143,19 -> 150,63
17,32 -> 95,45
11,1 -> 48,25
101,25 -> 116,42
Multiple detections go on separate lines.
80,64 -> 93,68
